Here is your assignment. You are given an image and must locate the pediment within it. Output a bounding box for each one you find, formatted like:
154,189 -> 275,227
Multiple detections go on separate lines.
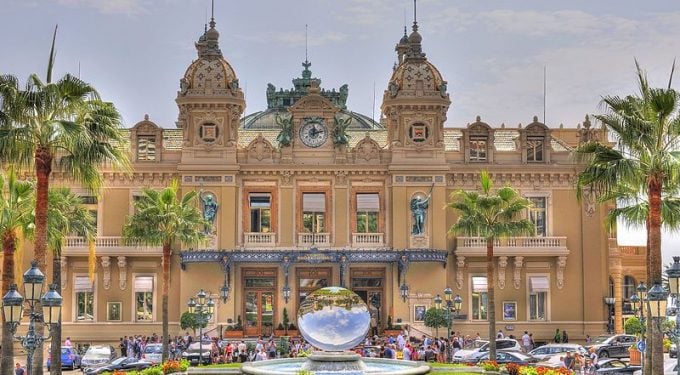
289,92 -> 339,114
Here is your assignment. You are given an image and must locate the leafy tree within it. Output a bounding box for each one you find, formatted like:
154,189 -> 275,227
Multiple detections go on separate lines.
180,311 -> 206,336
624,316 -> 643,336
574,61 -> 680,375
0,169 -> 33,375
0,26 -> 130,371
447,170 -> 534,359
124,180 -> 206,361
423,307 -> 447,338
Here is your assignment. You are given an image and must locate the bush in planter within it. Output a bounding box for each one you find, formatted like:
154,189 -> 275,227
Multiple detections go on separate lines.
283,307 -> 290,334
624,316 -> 643,335
288,323 -> 297,331
277,322 -> 285,330
235,315 -> 243,330
387,315 -> 394,329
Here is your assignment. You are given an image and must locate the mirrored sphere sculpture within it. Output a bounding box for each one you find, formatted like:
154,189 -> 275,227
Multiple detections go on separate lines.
297,286 -> 370,352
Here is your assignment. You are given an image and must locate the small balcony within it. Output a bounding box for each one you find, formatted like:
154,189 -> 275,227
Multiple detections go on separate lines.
455,236 -> 569,257
64,236 -> 162,256
244,232 -> 276,247
298,233 -> 331,247
352,233 -> 384,248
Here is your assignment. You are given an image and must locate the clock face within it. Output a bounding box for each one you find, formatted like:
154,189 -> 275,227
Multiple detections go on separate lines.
299,121 -> 328,148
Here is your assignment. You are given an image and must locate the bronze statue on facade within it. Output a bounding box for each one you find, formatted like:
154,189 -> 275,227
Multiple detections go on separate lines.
410,184 -> 433,235
275,113 -> 294,147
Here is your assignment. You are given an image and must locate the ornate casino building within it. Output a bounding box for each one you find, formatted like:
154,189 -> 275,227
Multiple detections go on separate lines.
39,13 -> 644,344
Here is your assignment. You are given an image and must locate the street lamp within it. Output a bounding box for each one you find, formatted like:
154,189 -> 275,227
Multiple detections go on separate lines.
186,290 -> 214,366
220,271 -> 230,303
637,282 -> 648,318
400,283 -> 409,303
604,297 -> 616,334
282,285 -> 291,304
646,283 -> 668,319
2,261 -> 63,375
665,256 -> 680,374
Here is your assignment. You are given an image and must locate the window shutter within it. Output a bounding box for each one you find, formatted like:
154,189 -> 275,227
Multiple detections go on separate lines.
135,276 -> 154,292
472,276 -> 488,292
249,193 -> 271,208
530,276 -> 549,292
357,193 -> 379,212
75,276 -> 93,291
303,193 -> 325,212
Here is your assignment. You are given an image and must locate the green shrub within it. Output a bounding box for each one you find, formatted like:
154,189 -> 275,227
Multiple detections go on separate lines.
624,316 -> 643,335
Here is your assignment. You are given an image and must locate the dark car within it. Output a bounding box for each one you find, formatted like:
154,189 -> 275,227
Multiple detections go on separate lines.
182,341 -> 218,365
47,346 -> 82,371
593,358 -> 642,374
464,351 -> 538,366
586,334 -> 637,359
83,357 -> 153,375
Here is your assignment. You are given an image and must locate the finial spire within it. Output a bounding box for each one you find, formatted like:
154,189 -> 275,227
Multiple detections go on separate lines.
209,0 -> 216,29
305,24 -> 309,65
413,0 -> 418,30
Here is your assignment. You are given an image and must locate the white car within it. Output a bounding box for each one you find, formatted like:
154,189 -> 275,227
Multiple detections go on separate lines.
529,343 -> 587,360
142,343 -> 164,364
451,339 -> 522,362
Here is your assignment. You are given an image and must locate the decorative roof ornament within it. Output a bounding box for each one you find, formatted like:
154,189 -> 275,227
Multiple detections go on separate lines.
195,0 -> 222,59
405,0 -> 426,60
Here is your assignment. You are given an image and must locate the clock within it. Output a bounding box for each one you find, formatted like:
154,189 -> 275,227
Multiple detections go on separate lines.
299,120 -> 328,148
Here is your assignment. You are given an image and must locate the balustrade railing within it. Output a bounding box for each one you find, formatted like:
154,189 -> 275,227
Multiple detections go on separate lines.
352,233 -> 384,247
297,233 -> 330,246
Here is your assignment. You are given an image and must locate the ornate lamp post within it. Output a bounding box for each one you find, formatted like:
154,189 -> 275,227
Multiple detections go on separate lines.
187,289 -> 215,365
220,272 -> 230,303
400,283 -> 409,303
2,261 -> 63,375
282,285 -> 291,304
434,288 -> 462,343
665,256 -> 680,374
604,297 -> 616,334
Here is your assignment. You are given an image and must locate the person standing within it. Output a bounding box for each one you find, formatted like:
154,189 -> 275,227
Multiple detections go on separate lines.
521,331 -> 532,353
497,330 -> 504,339
64,337 -> 72,347
562,330 -> 569,343
14,363 -> 24,375
553,328 -> 562,343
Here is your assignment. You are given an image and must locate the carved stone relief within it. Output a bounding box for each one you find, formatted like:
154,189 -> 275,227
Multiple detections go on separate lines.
353,135 -> 381,163
456,256 -> 466,290
117,256 -> 127,290
556,256 -> 567,290
101,256 -> 111,290
60,257 -> 68,290
498,256 -> 508,290
247,134 -> 274,162
513,256 -> 524,290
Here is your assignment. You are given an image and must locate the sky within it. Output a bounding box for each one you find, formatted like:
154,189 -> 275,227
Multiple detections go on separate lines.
1,0 -> 678,264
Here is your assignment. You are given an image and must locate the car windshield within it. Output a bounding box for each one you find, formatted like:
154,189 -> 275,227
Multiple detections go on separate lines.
86,347 -> 110,356
592,335 -> 611,344
473,340 -> 488,349
145,346 -> 162,353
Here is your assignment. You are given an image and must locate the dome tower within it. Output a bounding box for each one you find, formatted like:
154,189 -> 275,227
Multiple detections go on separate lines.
176,7 -> 245,165
381,3 -> 450,165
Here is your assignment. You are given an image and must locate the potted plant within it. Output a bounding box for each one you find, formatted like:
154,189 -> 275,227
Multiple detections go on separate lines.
275,322 -> 286,337
282,308 -> 290,336
383,315 -> 402,337
624,317 -> 642,365
287,323 -> 299,337
224,315 -> 243,338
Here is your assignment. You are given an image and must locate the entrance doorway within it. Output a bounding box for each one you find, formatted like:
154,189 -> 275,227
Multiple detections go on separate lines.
243,268 -> 277,337
351,268 -> 385,330
296,267 -> 332,313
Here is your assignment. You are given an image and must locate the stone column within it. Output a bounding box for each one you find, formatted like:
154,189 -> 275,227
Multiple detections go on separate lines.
612,268 -> 624,334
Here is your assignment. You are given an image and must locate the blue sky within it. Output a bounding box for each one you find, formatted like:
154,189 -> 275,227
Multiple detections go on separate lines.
1,0 -> 678,263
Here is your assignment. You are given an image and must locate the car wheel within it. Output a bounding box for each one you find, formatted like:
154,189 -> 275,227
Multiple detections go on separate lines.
599,350 -> 609,358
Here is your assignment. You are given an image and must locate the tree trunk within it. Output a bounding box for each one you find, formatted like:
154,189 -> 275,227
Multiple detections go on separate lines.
2,230 -> 16,375
50,253 -> 61,375
32,147 -> 52,375
162,243 -> 171,362
486,238 -> 496,360
647,179 -> 663,375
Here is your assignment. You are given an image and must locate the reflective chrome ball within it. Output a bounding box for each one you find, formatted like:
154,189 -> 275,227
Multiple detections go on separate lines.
297,286 -> 370,352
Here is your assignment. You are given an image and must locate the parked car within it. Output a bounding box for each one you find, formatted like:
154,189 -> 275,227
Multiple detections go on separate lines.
81,345 -> 117,368
142,343 -> 164,364
585,334 -> 637,359
670,343 -> 677,359
593,358 -> 641,374
182,341 -> 218,365
83,357 -> 153,375
452,339 -> 522,362
46,346 -> 82,371
529,343 -> 588,360
465,351 -> 538,366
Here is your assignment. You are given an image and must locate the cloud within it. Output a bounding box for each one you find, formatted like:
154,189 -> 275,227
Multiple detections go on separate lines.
52,0 -> 146,15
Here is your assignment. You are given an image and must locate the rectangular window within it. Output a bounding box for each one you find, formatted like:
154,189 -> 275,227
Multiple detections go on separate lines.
469,138 -> 487,161
528,197 -> 547,236
303,193 -> 325,233
471,276 -> 488,320
134,276 -> 154,322
249,193 -> 271,233
75,276 -> 94,321
529,276 -> 549,321
356,193 -> 379,233
527,137 -> 544,162
137,136 -> 156,161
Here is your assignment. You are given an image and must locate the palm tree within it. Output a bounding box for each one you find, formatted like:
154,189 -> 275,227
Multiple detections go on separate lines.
447,170 -> 534,360
124,180 -> 206,362
575,61 -> 680,375
0,27 -> 129,371
42,188 -> 95,375
0,169 -> 34,375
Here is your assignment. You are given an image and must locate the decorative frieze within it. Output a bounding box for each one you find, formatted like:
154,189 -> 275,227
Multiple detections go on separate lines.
447,172 -> 576,189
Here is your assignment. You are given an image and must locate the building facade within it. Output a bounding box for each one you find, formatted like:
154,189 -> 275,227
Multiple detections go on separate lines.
13,14 -> 644,345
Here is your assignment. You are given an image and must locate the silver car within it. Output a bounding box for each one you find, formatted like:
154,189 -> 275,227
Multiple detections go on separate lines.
142,344 -> 164,364
81,345 -> 116,368
529,343 -> 587,360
